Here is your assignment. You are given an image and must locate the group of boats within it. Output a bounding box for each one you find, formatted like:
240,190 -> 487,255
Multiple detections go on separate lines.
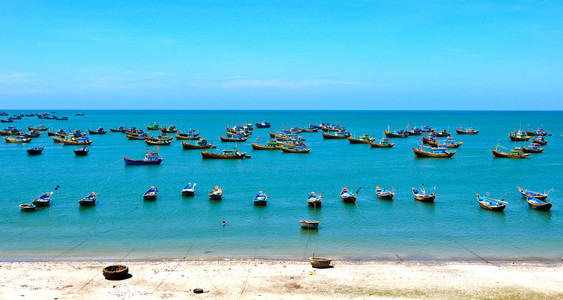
476,187 -> 552,212
1,112 -> 69,123
491,128 -> 550,158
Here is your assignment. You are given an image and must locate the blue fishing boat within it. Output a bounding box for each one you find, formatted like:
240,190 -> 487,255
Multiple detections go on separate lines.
27,147 -> 44,155
517,186 -> 548,201
521,143 -> 544,153
307,192 -> 323,207
375,186 -> 395,200
526,196 -> 552,211
182,182 -> 196,196
124,150 -> 163,165
255,121 -> 271,128
412,186 -> 435,202
74,147 -> 89,156
476,194 -> 506,212
254,191 -> 268,206
143,187 -> 158,200
340,187 -> 356,203
33,192 -> 52,206
78,192 -> 96,206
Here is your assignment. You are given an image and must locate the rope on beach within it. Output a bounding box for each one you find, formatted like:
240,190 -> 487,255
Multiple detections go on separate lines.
239,246 -> 257,298
151,244 -> 193,295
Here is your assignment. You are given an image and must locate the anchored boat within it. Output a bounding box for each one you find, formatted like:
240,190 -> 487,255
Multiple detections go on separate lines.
340,187 -> 356,203
476,194 -> 506,212
124,150 -> 163,165
253,191 -> 268,206
209,186 -> 223,200
182,183 -> 196,196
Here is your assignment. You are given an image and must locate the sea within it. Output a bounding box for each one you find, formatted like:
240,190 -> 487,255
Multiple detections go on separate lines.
0,110 -> 561,262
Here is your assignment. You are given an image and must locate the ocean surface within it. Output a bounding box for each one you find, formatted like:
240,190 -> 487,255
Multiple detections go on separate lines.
0,110 -> 561,262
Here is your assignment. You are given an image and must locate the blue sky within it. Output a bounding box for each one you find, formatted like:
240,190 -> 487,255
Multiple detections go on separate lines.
0,1 -> 562,109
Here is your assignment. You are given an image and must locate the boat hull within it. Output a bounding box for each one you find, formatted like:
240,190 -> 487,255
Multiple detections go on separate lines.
384,131 -> 408,138
341,195 -> 356,203
78,200 -> 95,206
491,149 -> 529,158
182,142 -> 215,149
88,129 -> 107,134
307,201 -> 322,208
376,193 -> 394,200
509,134 -> 530,141
33,200 -> 50,206
123,157 -> 162,165
369,142 -> 394,148
348,137 -> 372,144
521,147 -> 543,153
219,136 -> 247,142
528,201 -> 552,211
143,195 -> 157,200
455,129 -> 479,135
300,220 -> 319,229
201,151 -> 248,159
413,148 -> 456,158
251,142 -> 281,150
321,132 -> 350,139
182,190 -> 195,196
27,148 -> 43,155
280,147 -> 310,153
414,195 -> 435,202
254,200 -> 267,206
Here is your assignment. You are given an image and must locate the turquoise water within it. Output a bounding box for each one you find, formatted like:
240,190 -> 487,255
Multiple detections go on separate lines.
1,110 -> 561,262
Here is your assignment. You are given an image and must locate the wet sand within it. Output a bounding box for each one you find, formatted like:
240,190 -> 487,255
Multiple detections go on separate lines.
0,260 -> 561,299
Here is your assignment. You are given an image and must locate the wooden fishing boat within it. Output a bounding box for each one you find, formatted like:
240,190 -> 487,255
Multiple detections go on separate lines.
384,130 -> 408,138
208,186 -> 223,200
526,196 -> 552,211
491,146 -> 530,158
413,145 -> 456,158
4,136 -> 32,143
177,129 -> 200,137
348,134 -> 374,144
181,182 -> 196,196
420,125 -> 433,132
375,186 -> 394,200
27,147 -> 44,155
456,127 -> 479,135
33,192 -> 52,206
143,186 -> 158,200
174,133 -> 201,140
369,138 -> 394,148
50,135 -> 63,143
78,192 -> 96,206
1,118 -> 13,123
412,186 -> 435,202
47,129 -> 66,136
253,191 -> 268,206
28,125 -> 48,131
26,130 -> 41,138
124,150 -> 163,165
201,148 -> 249,159
74,147 -> 89,156
526,128 -> 548,136
160,125 -> 178,133
88,127 -> 107,134
251,140 -> 282,150
62,137 -> 92,145
225,130 -> 251,137
145,138 -> 171,146
146,122 -> 159,130
476,194 -> 506,212
19,203 -> 36,211
301,125 -> 319,133
126,132 -> 149,140
300,220 -> 319,229
532,136 -> 548,145
322,131 -> 350,139
340,187 -> 356,203
109,127 -> 125,132
435,129 -> 450,137
426,137 -> 463,148
281,144 -> 311,153
509,130 -> 530,141
517,186 -> 548,201
220,135 -> 248,142
307,192 -> 322,208
182,139 -> 216,149
521,143 -> 544,153
309,256 -> 331,268
255,121 -> 271,128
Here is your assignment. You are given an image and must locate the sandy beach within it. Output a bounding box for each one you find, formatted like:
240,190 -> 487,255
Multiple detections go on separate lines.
0,260 -> 561,299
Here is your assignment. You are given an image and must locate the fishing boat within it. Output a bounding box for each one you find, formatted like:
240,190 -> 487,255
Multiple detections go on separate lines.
253,191 -> 268,206
62,137 -> 92,145
126,132 -> 149,140
301,127 -> 318,133
299,220 -> 319,229
145,136 -> 172,145
408,127 -> 422,136
143,187 -> 158,200
33,192 -> 52,206
25,130 -> 41,138
219,134 -> 248,142
124,150 -> 163,165
47,129 -> 66,136
384,129 -> 408,138
340,187 -> 356,203
1,118 -> 13,123
532,136 -> 548,145
476,194 -> 506,212
307,192 -> 323,208
201,148 -> 249,159
27,147 -> 44,155
0,127 -> 20,136
19,203 -> 36,211
182,139 -> 216,149
78,192 -> 97,206
348,134 -> 374,144
251,139 -> 282,150
321,131 -> 350,139
181,182 -> 196,196
74,147 -> 89,156
456,126 -> 479,135
412,186 -> 435,202
509,130 -> 530,141
413,144 -> 456,158
375,186 -> 395,200
109,127 -> 125,132
4,136 -> 32,143
160,125 -> 178,133
368,138 -> 394,148
491,146 -> 530,158
208,186 -> 223,200
28,125 -> 48,131
281,143 -> 311,153
420,125 -> 433,132
174,133 -> 201,140
521,143 -> 544,153
88,127 -> 107,134
435,129 -> 450,137
426,137 -> 463,148
146,122 -> 159,130
517,186 -> 548,201
526,196 -> 552,211
525,128 -> 548,136
255,121 -> 271,128
177,128 -> 200,137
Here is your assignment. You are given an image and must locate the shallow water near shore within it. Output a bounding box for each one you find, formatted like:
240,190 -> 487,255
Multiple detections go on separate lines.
0,110 -> 561,261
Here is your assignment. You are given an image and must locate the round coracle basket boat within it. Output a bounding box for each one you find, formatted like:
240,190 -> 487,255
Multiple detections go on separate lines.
309,257 -> 331,269
103,265 -> 129,280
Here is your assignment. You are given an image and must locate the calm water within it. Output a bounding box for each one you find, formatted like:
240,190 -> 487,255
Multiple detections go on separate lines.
0,110 -> 561,262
